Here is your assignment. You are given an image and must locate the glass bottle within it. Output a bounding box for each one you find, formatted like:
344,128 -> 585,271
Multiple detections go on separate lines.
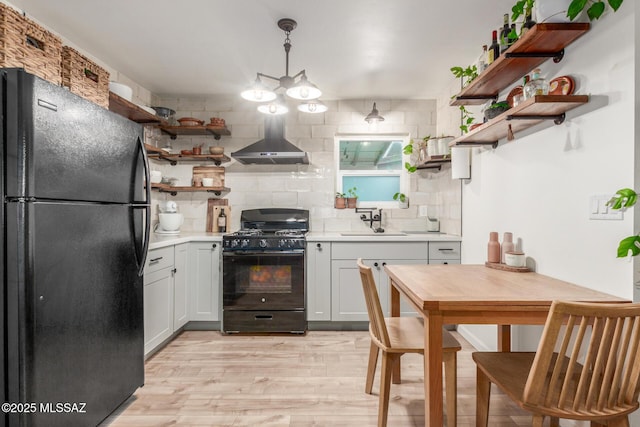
524,68 -> 549,99
488,232 -> 501,263
508,23 -> 518,48
477,45 -> 488,73
500,13 -> 510,54
217,209 -> 227,233
521,9 -> 536,36
501,232 -> 515,264
487,30 -> 500,65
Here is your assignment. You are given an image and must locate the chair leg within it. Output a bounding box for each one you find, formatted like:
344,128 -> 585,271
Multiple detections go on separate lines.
475,367 -> 491,427
378,352 -> 395,427
443,352 -> 457,427
532,415 -> 544,427
365,341 -> 379,394
550,416 -> 559,427
600,417 -> 630,427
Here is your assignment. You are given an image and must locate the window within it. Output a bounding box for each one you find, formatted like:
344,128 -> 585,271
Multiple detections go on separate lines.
334,134 -> 410,208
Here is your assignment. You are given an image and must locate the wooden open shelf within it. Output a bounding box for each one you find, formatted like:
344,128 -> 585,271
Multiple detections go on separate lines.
417,155 -> 451,171
450,23 -> 590,106
144,143 -> 230,165
449,95 -> 589,147
159,124 -> 231,140
109,92 -> 167,124
150,183 -> 230,197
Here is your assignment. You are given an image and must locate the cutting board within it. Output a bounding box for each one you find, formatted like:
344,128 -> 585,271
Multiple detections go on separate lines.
206,198 -> 230,232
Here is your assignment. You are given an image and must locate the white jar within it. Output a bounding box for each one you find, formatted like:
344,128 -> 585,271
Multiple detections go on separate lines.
504,251 -> 526,268
427,138 -> 439,157
535,0 -> 584,23
438,137 -> 453,156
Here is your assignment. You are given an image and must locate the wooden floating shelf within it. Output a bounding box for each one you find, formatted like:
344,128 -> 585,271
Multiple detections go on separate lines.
144,143 -> 230,165
416,155 -> 451,170
150,183 -> 230,197
449,95 -> 589,147
450,23 -> 590,106
159,125 -> 231,140
109,92 -> 167,124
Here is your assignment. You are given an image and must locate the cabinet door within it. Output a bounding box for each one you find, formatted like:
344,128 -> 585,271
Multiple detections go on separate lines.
306,241 -> 331,321
188,242 -> 221,321
331,259 -> 381,321
143,267 -> 174,356
173,243 -> 189,330
378,259 -> 429,316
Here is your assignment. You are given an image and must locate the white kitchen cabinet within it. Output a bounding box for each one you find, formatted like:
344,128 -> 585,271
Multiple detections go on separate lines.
429,241 -> 461,264
173,243 -> 189,329
143,246 -> 175,356
306,241 -> 332,321
188,241 -> 221,321
330,242 -> 429,321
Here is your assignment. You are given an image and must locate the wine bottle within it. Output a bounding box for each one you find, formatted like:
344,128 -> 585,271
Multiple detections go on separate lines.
508,23 -> 518,47
499,13 -> 510,53
217,209 -> 227,233
521,9 -> 536,36
487,30 -> 500,65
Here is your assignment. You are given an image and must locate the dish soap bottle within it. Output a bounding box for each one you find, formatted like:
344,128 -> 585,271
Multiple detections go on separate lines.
524,68 -> 549,99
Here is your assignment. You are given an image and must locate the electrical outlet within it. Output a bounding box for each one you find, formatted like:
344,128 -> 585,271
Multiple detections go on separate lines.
589,195 -> 623,220
418,206 -> 429,217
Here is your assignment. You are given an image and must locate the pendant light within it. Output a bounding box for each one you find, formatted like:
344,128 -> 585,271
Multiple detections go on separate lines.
241,18 -> 325,115
364,102 -> 385,123
297,99 -> 328,113
257,94 -> 289,115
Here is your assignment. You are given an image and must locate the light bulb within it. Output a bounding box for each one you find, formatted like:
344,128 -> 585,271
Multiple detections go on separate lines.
269,103 -> 277,114
308,103 -> 317,112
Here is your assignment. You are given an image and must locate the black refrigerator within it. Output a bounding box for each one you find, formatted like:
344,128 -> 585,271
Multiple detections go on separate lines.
0,69 -> 151,427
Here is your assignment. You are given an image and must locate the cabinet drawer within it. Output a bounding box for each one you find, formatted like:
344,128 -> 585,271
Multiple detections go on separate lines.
332,242 -> 428,260
429,242 -> 461,260
145,246 -> 174,273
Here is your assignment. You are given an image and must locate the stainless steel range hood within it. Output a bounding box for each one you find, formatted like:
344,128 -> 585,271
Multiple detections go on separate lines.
231,116 -> 309,165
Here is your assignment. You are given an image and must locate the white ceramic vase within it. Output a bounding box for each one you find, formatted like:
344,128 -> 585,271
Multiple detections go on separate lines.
534,0 -> 585,23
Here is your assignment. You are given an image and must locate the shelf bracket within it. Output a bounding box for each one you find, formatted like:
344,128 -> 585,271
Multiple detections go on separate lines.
504,48 -> 565,63
213,134 -> 221,141
208,190 -> 222,196
419,164 -> 442,171
456,141 -> 499,149
506,113 -> 566,125
455,95 -> 497,102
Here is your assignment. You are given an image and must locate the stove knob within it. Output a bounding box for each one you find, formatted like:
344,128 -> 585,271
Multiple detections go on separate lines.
241,239 -> 249,247
231,239 -> 240,248
259,239 -> 268,248
279,239 -> 286,248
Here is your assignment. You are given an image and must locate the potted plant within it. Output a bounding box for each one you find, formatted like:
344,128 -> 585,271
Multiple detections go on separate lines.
334,192 -> 346,209
607,188 -> 639,256
346,187 -> 358,208
393,192 -> 410,209
568,0 -> 623,21
484,101 -> 511,120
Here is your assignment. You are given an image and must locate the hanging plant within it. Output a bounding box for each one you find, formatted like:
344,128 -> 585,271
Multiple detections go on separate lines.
568,0 -> 623,21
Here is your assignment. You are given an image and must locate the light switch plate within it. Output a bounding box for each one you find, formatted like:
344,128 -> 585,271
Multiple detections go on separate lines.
418,205 -> 429,217
589,195 -> 623,220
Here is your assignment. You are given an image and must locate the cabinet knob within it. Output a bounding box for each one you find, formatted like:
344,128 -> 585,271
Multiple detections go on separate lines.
212,243 -> 217,249
373,262 -> 379,267
382,262 -> 387,267
316,243 -> 322,249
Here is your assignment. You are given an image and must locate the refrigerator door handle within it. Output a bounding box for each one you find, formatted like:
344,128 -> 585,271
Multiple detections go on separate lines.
134,136 -> 151,276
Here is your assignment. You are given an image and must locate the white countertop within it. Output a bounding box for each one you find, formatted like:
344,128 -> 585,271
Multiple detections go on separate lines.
148,230 -> 460,250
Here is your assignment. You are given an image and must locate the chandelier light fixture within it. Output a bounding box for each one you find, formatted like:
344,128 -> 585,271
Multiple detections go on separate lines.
364,102 -> 385,124
241,18 -> 324,115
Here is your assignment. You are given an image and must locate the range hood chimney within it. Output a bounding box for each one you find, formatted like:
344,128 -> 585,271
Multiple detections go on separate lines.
231,116 -> 309,165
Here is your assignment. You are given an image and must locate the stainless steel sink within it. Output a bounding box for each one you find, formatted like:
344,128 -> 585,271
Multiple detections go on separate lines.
401,231 -> 443,235
340,232 -> 407,236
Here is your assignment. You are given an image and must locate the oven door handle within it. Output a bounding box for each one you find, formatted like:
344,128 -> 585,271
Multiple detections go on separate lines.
223,250 -> 304,256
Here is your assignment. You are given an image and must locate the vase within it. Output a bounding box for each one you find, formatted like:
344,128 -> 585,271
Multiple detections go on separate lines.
534,0 -> 585,23
334,198 -> 346,209
346,197 -> 358,209
398,198 -> 409,209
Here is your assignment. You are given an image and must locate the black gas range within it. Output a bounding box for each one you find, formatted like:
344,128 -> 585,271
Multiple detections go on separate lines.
222,208 -> 308,334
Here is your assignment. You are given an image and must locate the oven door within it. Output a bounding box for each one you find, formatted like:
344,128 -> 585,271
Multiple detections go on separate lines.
223,250 -> 305,310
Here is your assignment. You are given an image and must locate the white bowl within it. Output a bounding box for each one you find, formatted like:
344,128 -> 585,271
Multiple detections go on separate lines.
109,82 -> 132,101
137,104 -> 156,115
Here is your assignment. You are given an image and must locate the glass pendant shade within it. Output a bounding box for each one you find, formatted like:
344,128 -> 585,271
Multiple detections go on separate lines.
364,102 -> 385,123
257,95 -> 289,115
286,75 -> 322,100
241,77 -> 277,102
297,100 -> 327,113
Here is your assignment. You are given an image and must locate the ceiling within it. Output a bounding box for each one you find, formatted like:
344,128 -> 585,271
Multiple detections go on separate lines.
8,0 -> 515,100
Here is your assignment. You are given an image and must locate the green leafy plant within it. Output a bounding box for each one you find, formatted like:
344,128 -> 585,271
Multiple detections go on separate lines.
402,137 -> 431,173
335,192 -> 345,198
488,101 -> 511,110
393,192 -> 407,203
511,0 -> 535,21
568,0 -> 623,21
459,105 -> 475,134
347,187 -> 358,198
607,188 -> 639,257
450,65 -> 478,88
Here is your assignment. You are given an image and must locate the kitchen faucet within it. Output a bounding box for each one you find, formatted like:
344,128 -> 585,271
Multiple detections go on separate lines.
356,208 -> 384,233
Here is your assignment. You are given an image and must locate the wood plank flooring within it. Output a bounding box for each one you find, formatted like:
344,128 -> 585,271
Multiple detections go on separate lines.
101,330 -> 538,427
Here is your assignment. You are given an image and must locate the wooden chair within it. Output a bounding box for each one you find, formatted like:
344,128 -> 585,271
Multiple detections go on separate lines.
473,300 -> 640,427
357,258 -> 461,427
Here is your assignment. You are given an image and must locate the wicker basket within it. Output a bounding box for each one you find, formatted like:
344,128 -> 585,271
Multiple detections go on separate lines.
61,46 -> 109,108
0,3 -> 62,85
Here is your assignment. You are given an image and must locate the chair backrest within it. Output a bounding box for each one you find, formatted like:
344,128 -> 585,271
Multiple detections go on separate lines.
523,300 -> 640,418
357,258 -> 391,348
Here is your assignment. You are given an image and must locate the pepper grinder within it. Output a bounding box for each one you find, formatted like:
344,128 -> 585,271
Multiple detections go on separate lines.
488,231 -> 501,263
502,232 -> 515,264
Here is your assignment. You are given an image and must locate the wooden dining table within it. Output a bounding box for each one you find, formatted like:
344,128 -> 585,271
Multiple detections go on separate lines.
384,263 -> 630,427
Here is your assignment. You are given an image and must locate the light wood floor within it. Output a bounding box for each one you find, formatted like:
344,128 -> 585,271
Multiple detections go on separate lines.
101,330 -> 539,427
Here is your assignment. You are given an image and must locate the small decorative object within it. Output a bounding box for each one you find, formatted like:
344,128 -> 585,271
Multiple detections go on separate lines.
177,117 -> 204,127
393,192 -> 409,209
209,146 -> 224,155
549,76 -> 575,96
192,145 -> 202,155
209,117 -> 226,127
505,251 -> 526,267
334,192 -> 346,209
193,176 -> 203,187
484,101 -> 510,120
506,86 -> 524,108
346,187 -> 358,208
523,68 -> 549,99
501,232 -> 515,263
149,170 -> 162,184
180,149 -> 193,155
202,177 -> 214,187
488,231 -> 501,263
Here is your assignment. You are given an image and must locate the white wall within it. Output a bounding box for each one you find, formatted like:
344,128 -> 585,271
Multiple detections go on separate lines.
447,6 -> 636,354
146,97 -> 462,234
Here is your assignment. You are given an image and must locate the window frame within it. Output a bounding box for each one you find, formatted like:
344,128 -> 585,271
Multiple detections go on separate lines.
334,133 -> 410,209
